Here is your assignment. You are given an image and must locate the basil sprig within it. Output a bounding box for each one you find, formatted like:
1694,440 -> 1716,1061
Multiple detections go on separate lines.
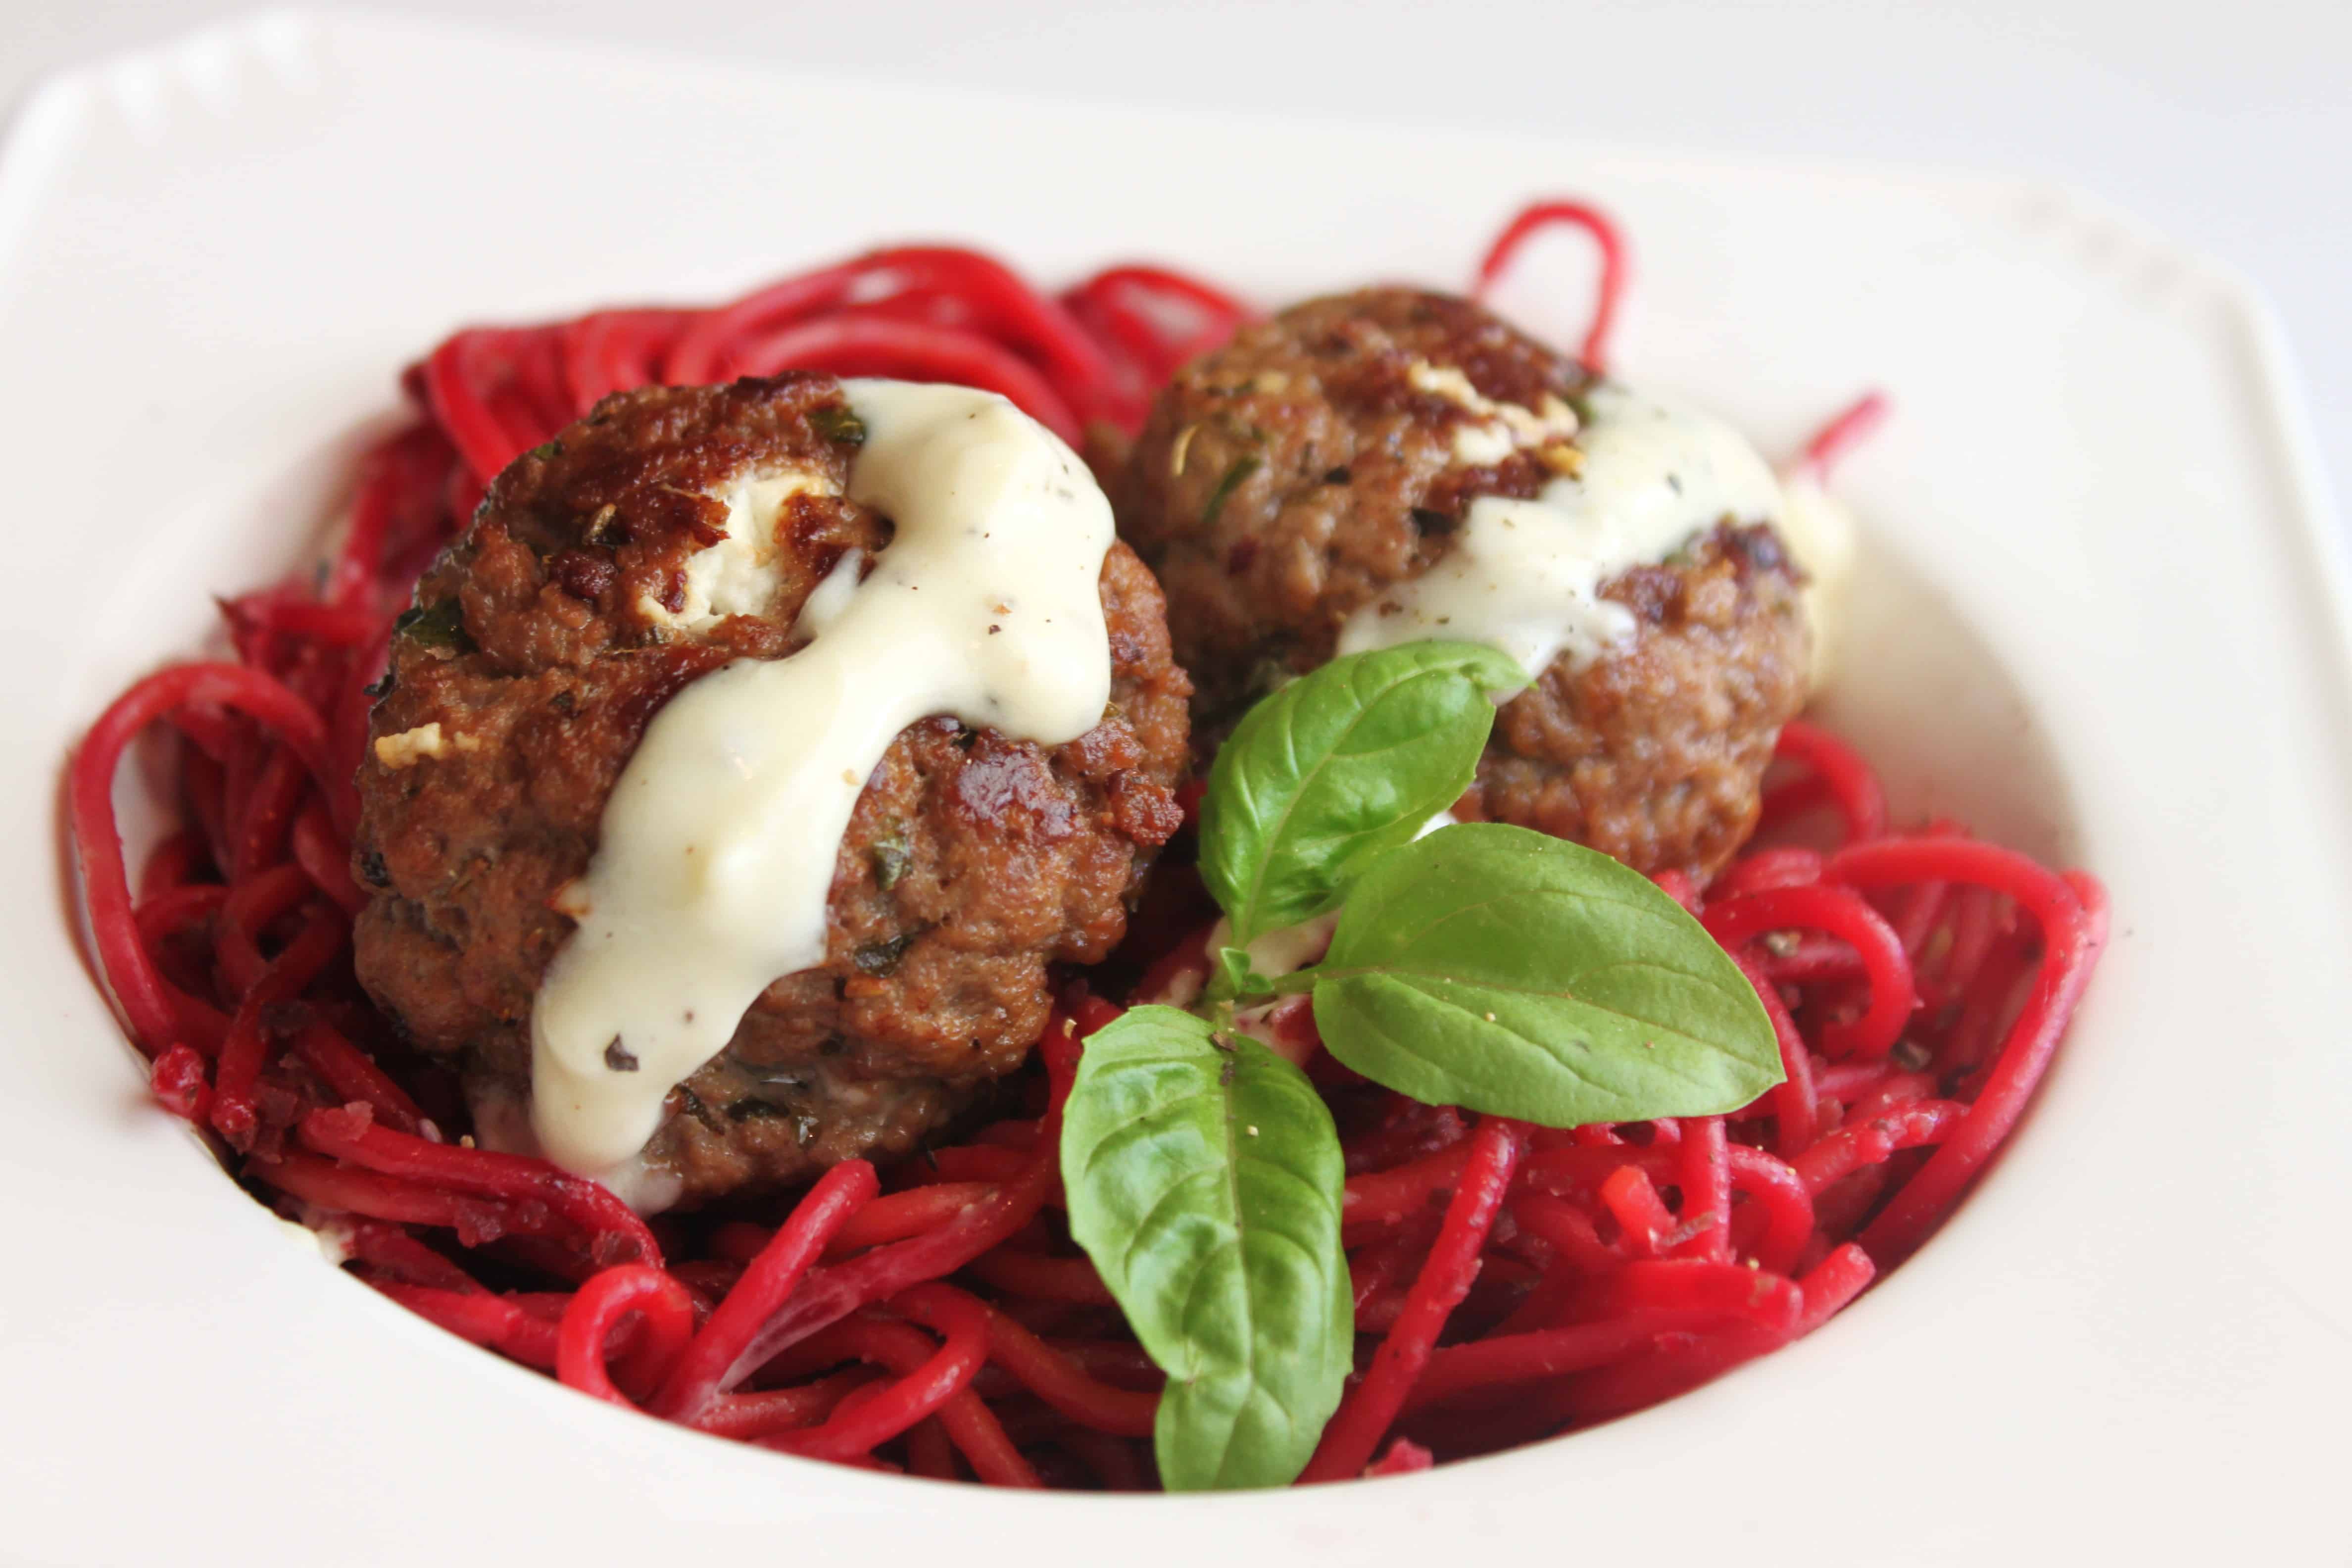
1295,823 -> 1782,1124
1199,640 -> 1524,951
1060,643 -> 1782,1490
1059,1007 -> 1349,1491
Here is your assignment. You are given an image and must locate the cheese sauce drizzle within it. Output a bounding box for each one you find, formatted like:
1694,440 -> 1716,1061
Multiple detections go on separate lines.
1336,384 -> 1793,692
528,380 -> 1113,1193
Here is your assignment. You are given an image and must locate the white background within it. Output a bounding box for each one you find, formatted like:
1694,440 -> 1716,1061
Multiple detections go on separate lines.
0,0 -> 2346,522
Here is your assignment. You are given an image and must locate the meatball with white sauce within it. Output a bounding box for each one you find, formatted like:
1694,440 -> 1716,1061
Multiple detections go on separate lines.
353,375 -> 1190,1208
1114,288 -> 1813,881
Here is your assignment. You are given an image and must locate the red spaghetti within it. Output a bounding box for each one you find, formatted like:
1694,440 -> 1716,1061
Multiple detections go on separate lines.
1473,200 -> 1630,373
66,203 -> 2104,1487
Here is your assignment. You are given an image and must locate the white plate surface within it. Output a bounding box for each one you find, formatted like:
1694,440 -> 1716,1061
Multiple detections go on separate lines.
3,12 -> 2348,1565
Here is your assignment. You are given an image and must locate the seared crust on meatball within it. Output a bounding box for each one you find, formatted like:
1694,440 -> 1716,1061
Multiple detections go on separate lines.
1462,524 -> 1807,877
353,375 -> 1190,1205
1114,288 -> 1807,881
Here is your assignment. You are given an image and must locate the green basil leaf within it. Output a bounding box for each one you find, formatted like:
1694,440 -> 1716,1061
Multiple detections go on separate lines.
1059,1005 -> 1350,1491
1202,945 -> 1275,1008
1307,822 -> 1782,1125
1199,641 -> 1525,948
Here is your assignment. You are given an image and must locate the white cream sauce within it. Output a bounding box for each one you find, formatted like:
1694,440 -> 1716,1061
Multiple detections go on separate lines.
1337,384 -> 1789,694
1775,472 -> 1857,691
1230,911 -> 1341,982
528,380 -> 1114,1191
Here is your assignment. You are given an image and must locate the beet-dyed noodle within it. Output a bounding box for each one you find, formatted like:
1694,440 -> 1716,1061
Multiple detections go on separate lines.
1790,390 -> 1891,485
65,203 -> 2103,1487
1472,200 -> 1629,374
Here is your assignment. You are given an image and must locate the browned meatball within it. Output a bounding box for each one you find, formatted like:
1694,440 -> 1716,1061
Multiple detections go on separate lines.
1114,288 -> 1807,881
353,375 -> 1190,1206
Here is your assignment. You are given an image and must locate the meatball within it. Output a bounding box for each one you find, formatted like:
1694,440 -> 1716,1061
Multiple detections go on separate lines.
1113,288 -> 1807,880
353,375 -> 1190,1206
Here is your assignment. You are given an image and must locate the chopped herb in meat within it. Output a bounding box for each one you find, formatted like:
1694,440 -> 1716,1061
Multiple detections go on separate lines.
392,597 -> 472,654
808,402 -> 868,447
869,834 -> 912,890
852,933 -> 917,977
1202,456 -> 1262,526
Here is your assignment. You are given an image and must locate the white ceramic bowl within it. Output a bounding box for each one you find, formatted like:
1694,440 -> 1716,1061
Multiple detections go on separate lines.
5,13 -> 2348,1564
